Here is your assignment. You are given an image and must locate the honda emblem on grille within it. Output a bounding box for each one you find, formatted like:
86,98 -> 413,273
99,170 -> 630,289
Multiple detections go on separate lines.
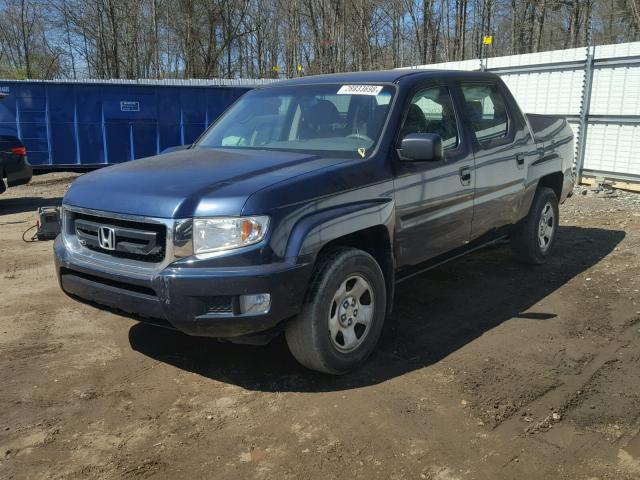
98,226 -> 116,250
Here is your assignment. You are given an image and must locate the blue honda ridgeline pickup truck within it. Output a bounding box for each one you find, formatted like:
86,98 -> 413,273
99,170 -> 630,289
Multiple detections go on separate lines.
55,70 -> 574,374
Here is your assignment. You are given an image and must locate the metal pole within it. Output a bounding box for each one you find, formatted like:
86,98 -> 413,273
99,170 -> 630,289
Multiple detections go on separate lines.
576,14 -> 594,185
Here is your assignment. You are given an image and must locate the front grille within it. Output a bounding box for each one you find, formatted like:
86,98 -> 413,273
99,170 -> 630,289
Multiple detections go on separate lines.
72,212 -> 166,263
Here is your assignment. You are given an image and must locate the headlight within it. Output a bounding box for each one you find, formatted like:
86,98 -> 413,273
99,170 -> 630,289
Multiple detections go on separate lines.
193,216 -> 269,254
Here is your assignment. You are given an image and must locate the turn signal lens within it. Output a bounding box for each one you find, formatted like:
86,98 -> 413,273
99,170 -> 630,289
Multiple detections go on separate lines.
241,218 -> 253,242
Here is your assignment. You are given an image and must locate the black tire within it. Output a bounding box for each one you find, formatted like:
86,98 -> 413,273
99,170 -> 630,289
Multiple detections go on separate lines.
285,247 -> 387,374
511,186 -> 559,264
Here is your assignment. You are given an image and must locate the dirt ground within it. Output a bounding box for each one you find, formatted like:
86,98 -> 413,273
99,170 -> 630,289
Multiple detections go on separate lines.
1,173 -> 639,480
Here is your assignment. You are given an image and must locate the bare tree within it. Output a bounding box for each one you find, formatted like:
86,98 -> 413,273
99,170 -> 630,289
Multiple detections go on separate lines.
0,0 -> 638,80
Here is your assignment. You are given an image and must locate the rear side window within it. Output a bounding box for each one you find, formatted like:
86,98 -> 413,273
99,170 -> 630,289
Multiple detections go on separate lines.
399,86 -> 459,150
461,84 -> 509,143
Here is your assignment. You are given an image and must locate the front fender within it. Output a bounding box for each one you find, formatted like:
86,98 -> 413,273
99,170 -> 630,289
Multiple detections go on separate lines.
285,199 -> 395,260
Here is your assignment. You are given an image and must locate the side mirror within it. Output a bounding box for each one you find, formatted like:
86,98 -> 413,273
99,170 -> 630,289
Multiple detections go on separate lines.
399,133 -> 443,162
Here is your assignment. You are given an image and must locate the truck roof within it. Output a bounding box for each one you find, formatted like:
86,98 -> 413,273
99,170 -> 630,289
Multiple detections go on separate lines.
265,69 -> 499,87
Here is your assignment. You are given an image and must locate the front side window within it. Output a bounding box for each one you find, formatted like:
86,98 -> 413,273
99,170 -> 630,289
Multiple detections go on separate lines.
196,84 -> 395,158
461,84 -> 509,143
399,86 -> 459,151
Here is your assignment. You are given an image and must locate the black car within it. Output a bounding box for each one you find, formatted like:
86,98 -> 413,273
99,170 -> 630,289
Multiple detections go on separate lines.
0,93 -> 32,194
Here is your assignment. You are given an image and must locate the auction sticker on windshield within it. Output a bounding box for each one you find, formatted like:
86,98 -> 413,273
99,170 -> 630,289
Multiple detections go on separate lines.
337,85 -> 383,95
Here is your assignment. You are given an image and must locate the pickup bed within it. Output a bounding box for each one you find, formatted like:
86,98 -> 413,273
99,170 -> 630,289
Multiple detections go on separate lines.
55,70 -> 574,374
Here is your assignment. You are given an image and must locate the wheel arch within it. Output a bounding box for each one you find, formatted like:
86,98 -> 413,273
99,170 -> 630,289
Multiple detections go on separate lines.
286,200 -> 396,315
518,170 -> 564,221
537,171 -> 564,201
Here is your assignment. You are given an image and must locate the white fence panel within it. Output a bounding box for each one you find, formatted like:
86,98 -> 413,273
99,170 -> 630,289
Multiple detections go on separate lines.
585,124 -> 640,176
486,46 -> 586,68
501,70 -> 584,115
595,42 -> 640,58
568,122 -> 581,162
590,67 -> 640,116
398,59 -> 480,71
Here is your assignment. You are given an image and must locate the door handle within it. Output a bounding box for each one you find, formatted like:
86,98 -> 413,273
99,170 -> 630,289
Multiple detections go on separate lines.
516,153 -> 525,168
459,166 -> 471,186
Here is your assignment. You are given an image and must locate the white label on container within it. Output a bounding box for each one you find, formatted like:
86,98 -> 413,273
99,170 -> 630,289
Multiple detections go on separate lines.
120,101 -> 140,112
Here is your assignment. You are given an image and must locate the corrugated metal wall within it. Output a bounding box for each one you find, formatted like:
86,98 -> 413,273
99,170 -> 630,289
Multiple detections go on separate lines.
584,43 -> 640,178
400,41 -> 640,181
0,79 -> 266,167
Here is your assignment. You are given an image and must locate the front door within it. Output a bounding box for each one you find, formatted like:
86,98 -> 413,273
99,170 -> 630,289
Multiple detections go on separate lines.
393,84 -> 475,269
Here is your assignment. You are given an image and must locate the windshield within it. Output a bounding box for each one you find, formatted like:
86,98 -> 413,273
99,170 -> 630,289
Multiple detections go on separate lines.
196,84 -> 395,157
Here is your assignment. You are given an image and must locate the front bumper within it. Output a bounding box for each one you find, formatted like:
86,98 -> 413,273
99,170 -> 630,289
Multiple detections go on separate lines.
54,235 -> 313,338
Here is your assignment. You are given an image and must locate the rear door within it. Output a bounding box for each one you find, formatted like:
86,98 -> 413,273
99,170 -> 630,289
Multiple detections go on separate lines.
393,83 -> 475,268
457,81 -> 532,238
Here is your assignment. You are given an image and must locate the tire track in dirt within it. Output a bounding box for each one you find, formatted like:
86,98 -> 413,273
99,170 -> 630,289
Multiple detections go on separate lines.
495,314 -> 640,439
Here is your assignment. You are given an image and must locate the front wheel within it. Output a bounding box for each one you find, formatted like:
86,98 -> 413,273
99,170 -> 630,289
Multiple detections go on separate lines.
511,186 -> 559,264
285,248 -> 387,374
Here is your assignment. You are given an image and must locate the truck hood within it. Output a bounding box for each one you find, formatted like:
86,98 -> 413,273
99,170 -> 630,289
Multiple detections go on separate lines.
63,148 -> 349,218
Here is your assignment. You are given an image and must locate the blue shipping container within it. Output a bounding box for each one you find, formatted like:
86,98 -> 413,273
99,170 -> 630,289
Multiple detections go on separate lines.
0,80 -> 252,167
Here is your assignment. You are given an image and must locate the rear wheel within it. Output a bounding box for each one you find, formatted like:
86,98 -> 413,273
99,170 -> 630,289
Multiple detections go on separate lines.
511,186 -> 559,264
285,248 -> 387,374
